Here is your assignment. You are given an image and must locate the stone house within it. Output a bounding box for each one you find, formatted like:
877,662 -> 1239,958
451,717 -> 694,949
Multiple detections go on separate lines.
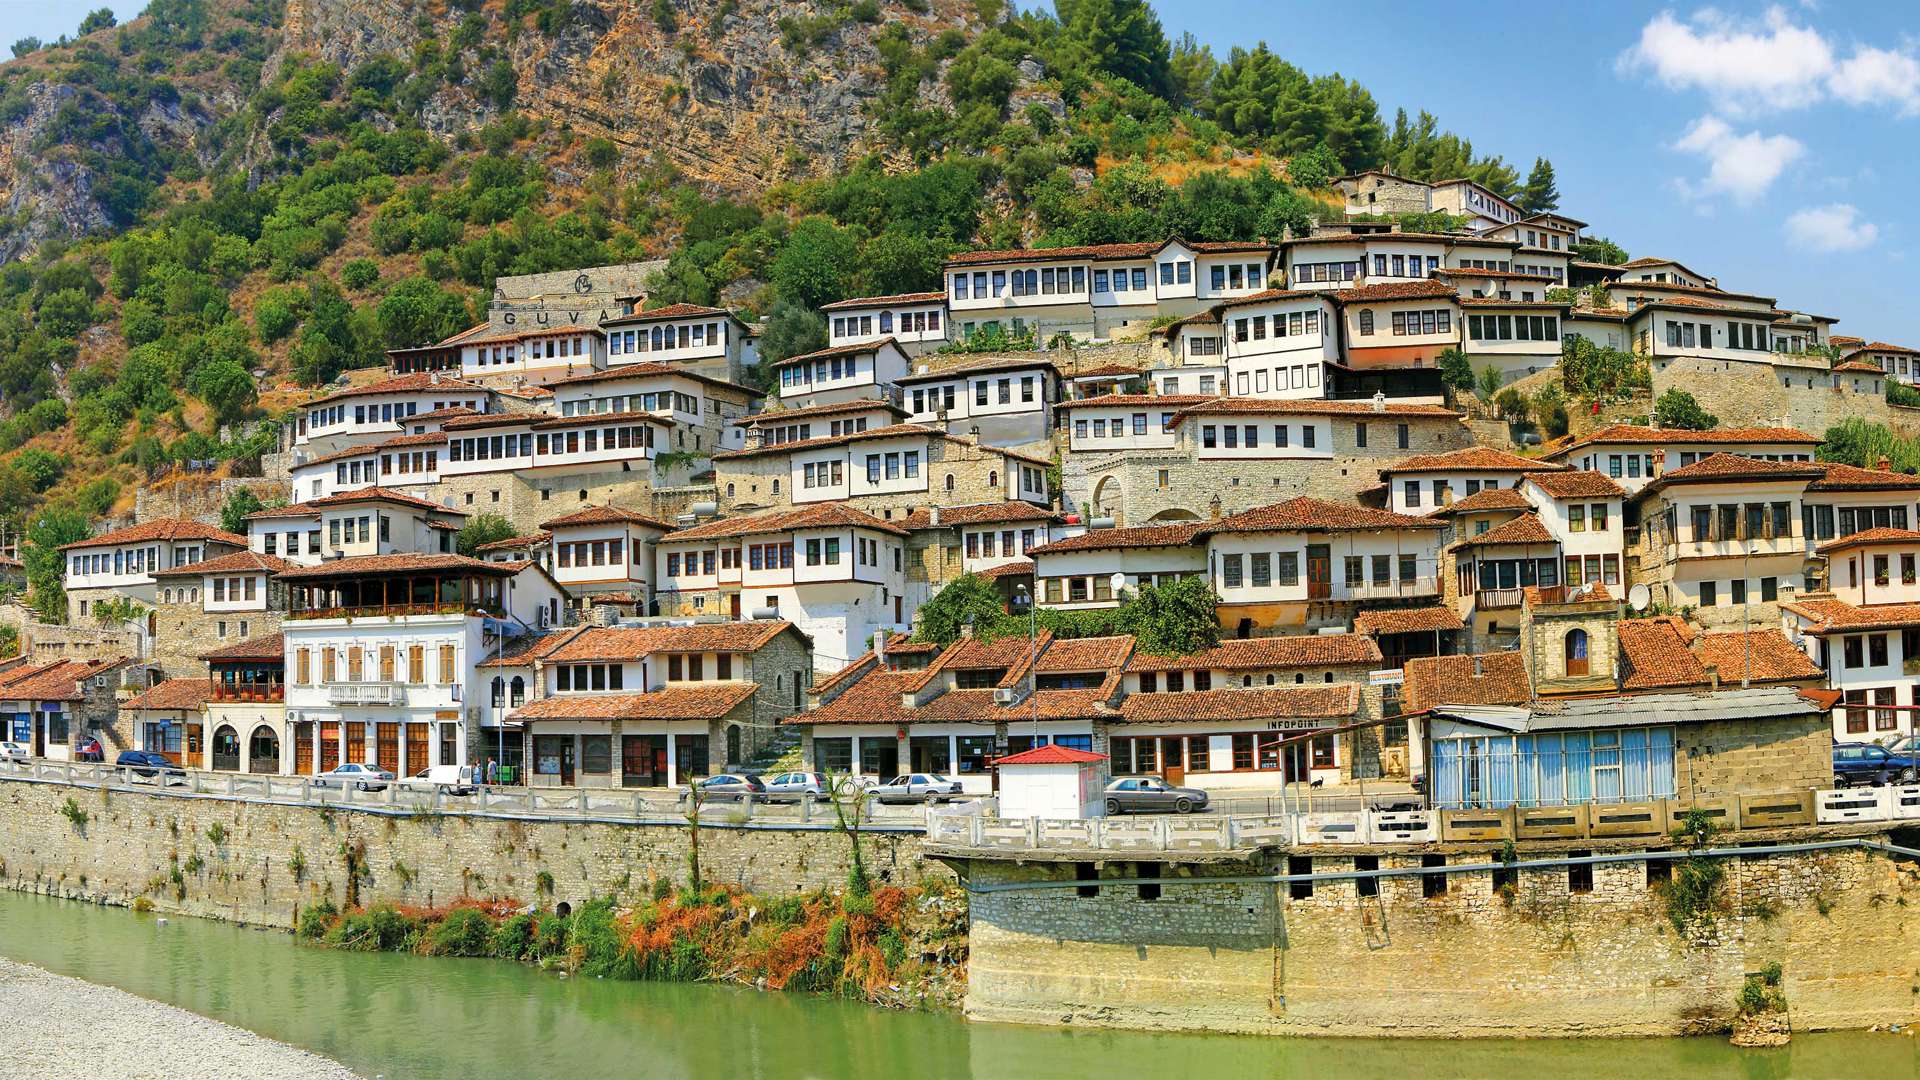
0,656 -> 136,761
60,519 -> 250,650
148,550 -> 295,679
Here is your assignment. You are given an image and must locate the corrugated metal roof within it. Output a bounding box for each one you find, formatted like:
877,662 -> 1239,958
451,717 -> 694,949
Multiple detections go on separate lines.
1432,686 -> 1815,733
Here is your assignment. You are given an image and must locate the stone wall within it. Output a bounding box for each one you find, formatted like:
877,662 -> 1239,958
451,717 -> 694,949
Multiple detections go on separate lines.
962,839 -> 1920,1036
433,467 -> 666,535
132,475 -> 284,529
0,777 -> 935,930
151,598 -> 282,679
1655,354 -> 1920,440
1676,715 -> 1829,802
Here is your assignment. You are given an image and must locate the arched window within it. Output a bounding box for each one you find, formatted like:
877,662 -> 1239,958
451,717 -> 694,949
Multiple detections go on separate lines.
725,483 -> 735,497
491,676 -> 505,707
1565,629 -> 1590,677
944,474 -> 955,492
510,676 -> 526,707
988,470 -> 998,488
772,479 -> 781,494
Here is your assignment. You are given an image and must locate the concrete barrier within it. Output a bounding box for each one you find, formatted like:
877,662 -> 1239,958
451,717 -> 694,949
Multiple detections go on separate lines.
1739,790 -> 1816,828
1589,800 -> 1670,838
1516,804 -> 1589,840
1297,812 -> 1366,844
1891,784 -> 1920,820
1817,787 -> 1891,824
1368,809 -> 1436,844
1439,807 -> 1513,842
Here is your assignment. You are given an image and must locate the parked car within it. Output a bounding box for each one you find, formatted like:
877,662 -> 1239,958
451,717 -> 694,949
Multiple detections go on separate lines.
113,750 -> 186,785
0,741 -> 28,763
404,764 -> 476,796
1833,742 -> 1920,787
693,773 -> 766,802
761,771 -> 833,802
1103,777 -> 1209,815
74,737 -> 104,763
314,762 -> 396,791
870,773 -> 964,803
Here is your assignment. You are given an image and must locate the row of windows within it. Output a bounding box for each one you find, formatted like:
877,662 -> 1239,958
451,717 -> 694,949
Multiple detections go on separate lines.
1696,576 -> 1780,608
558,391 -> 699,418
1075,413 -> 1174,440
910,386 -> 958,415
1111,733 -> 1335,774
327,515 -> 386,548
293,644 -> 457,686
1401,477 -> 1512,508
1233,309 -> 1321,342
555,540 -> 626,570
1209,262 -> 1265,290
210,576 -> 257,603
261,532 -> 320,557
780,353 -> 864,388
1292,261 -> 1359,283
832,309 -> 941,339
448,425 -> 659,464
1841,552 -> 1920,590
1201,423 -> 1331,450
1685,502 -> 1795,542
1038,571 -> 1197,604
1234,364 -> 1320,395
965,529 -> 1040,560
1356,308 -> 1452,337
864,451 -> 922,483
1467,313 -> 1560,342
1373,253 -> 1441,278
801,460 -> 844,488
1468,554 -> 1622,590
475,335 -> 588,366
1806,504 -> 1911,541
70,545 -> 170,577
607,322 -> 725,356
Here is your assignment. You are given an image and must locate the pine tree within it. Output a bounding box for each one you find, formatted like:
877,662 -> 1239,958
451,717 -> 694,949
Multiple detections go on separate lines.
1520,157 -> 1560,214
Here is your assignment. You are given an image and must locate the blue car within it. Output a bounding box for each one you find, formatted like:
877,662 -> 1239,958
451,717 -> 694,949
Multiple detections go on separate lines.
1832,742 -> 1920,787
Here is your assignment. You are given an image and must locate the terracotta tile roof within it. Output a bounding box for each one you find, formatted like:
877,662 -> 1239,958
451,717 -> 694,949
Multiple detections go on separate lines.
543,622 -> 797,663
60,519 -> 247,551
892,355 -> 1057,384
244,501 -> 323,521
530,409 -> 678,431
1432,268 -> 1555,281
379,431 -> 453,449
1118,685 -> 1358,724
1329,280 -> 1459,303
769,338 -> 904,368
1353,606 -> 1465,636
1057,394 -> 1213,411
121,678 -> 215,711
946,241 -> 1161,266
709,422 -> 942,460
1809,463 -> 1920,491
1201,496 -> 1443,535
1834,359 -> 1886,374
1642,453 -> 1825,491
298,441 -> 385,468
539,505 -> 675,532
1214,288 -> 1332,309
1127,634 -> 1380,672
1068,364 -> 1150,378
1609,278 -> 1776,305
1692,629 -> 1822,683
1618,617 -> 1708,690
819,291 -> 946,310
663,504 -> 908,541
599,303 -> 732,327
1524,583 -> 1612,606
1028,522 -> 1204,555
305,373 -> 489,406
1386,446 -> 1560,474
1830,335 -> 1865,348
1036,635 -> 1135,673
913,687 -> 1113,723
1548,424 -> 1820,458
1170,398 -> 1462,419
1814,527 -> 1920,555
1457,297 -> 1569,310
1629,296 -> 1786,317
944,631 -> 1052,672
0,658 -> 126,702
151,550 -> 299,578
476,627 -> 588,668
509,684 -> 756,722
198,632 -> 286,663
304,487 -> 462,514
1448,512 -> 1554,549
900,502 -> 1060,529
1524,470 -> 1627,498
801,669 -> 924,724
275,553 -> 515,580
994,744 -> 1106,765
1861,341 -> 1920,355
544,363 -> 758,395
407,406 -> 480,423
1779,595 -> 1920,633
979,560 -> 1035,580
1428,487 -> 1531,516
743,399 -> 907,425
475,532 -> 549,553
1402,652 -> 1529,713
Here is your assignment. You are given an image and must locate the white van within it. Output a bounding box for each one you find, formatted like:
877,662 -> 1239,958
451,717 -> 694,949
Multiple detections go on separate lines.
406,764 -> 477,796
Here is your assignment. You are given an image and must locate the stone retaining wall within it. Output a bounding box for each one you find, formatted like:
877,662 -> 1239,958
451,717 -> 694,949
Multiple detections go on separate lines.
0,778 -> 936,929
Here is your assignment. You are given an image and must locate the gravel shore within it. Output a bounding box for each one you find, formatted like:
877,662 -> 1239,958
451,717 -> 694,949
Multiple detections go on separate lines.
0,958 -> 360,1079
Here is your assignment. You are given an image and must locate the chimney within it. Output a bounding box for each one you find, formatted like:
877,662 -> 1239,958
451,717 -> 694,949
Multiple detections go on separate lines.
1472,656 -> 1484,677
929,505 -> 940,527
1878,455 -> 1893,472
1371,390 -> 1387,412
1704,663 -> 1720,693
966,425 -> 981,446
744,425 -> 764,450
959,621 -> 975,640
874,629 -> 889,665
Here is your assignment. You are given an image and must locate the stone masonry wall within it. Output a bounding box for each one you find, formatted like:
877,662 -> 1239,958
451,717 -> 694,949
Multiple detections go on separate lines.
1677,716 -> 1829,802
965,841 -> 1920,1037
0,777 -> 936,930
151,598 -> 282,679
434,468 -> 664,535
1656,354 -> 1920,441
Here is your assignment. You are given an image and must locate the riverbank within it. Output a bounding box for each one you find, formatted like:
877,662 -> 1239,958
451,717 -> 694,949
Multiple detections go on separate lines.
0,957 -> 359,1080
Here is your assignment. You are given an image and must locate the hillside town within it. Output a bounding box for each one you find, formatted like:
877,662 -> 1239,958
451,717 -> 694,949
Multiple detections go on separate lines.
5,169 -> 1913,823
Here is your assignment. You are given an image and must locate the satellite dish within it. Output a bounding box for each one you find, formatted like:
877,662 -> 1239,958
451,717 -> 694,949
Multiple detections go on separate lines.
1576,581 -> 1594,597
1627,583 -> 1652,612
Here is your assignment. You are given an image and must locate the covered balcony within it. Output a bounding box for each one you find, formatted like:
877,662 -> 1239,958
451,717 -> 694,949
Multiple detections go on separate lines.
209,662 -> 284,703
281,554 -> 515,620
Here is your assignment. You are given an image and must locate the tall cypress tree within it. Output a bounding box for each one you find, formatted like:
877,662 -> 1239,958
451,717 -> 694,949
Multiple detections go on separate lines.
1520,157 -> 1560,213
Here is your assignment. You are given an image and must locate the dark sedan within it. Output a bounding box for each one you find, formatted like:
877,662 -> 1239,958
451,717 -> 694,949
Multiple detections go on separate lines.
114,750 -> 186,784
1103,777 -> 1209,814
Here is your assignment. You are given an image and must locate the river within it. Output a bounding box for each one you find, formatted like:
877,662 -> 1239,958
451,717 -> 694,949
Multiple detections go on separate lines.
2,891 -> 1918,1079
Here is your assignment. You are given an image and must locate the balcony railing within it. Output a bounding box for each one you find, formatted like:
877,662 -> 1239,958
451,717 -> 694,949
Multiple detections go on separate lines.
289,603 -> 477,621
326,682 -> 407,706
1342,575 -> 1441,601
211,686 -> 284,704
1474,588 -> 1525,610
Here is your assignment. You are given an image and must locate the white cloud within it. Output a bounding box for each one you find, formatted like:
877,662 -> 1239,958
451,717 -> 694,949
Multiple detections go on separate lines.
1671,115 -> 1805,203
1784,203 -> 1880,252
1620,7 -> 1920,116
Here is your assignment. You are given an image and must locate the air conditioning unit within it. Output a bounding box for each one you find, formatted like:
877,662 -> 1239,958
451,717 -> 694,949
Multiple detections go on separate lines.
992,688 -> 1019,705
537,607 -> 550,628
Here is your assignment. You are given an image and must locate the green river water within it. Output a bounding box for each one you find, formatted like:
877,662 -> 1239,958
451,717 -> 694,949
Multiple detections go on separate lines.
3,890 -> 1919,1079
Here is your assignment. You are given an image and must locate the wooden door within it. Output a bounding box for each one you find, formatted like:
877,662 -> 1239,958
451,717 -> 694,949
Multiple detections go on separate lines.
376,723 -> 400,774
319,723 -> 340,772
294,723 -> 314,775
344,722 -> 367,764
729,593 -> 742,619
1306,544 -> 1332,600
405,723 -> 429,776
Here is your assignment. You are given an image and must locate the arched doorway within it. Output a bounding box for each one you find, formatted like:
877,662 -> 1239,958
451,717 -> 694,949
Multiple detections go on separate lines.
1146,507 -> 1201,523
211,725 -> 240,771
248,725 -> 280,774
1091,475 -> 1123,524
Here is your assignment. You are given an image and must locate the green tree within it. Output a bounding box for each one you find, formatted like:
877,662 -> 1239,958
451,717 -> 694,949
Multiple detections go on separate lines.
77,8 -> 117,34
189,357 -> 257,425
758,300 -> 827,365
1166,31 -> 1216,108
23,507 -> 89,624
1056,0 -> 1172,97
11,448 -> 67,492
219,488 -> 266,535
1285,143 -> 1341,190
11,38 -> 40,59
913,574 -> 1007,646
1437,347 -> 1474,390
1653,388 -> 1718,431
1475,365 -> 1502,400
374,275 -> 471,349
1120,576 -> 1220,656
1571,236 -> 1629,265
457,513 -> 517,556
1518,157 -> 1559,214
769,216 -> 861,310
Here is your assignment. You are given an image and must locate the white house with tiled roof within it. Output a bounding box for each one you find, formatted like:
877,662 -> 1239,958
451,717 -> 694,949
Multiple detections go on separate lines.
1060,395 -> 1207,456
1209,289 -> 1340,399
1630,454 -> 1823,628
538,505 -> 673,608
295,373 -> 493,456
546,363 -> 759,455
821,292 -> 948,352
901,501 -> 1063,580
654,505 -> 912,668
599,303 -> 750,383
771,339 -> 912,408
897,355 -> 1058,446
62,519 -> 249,623
713,423 -> 1050,518
1541,423 -> 1821,493
1782,592 -> 1920,742
744,398 -> 907,449
1330,280 -> 1462,378
1800,462 -> 1920,554
1615,257 -> 1715,288
1029,522 -> 1208,610
1377,445 -> 1565,515
455,323 -> 601,383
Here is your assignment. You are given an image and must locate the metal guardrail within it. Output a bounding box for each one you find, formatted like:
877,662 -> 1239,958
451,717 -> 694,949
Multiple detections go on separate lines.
0,759 -> 939,830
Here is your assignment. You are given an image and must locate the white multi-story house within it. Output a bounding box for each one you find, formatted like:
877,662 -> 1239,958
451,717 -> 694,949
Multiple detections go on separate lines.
744,399 -> 908,449
714,424 -> 1051,517
1540,424 -> 1822,495
244,489 -> 466,566
1061,395 -> 1210,457
1281,232 -> 1447,292
1630,454 -> 1822,628
1784,558 -> 1920,741
438,409 -> 690,485
1212,290 -> 1340,400
1846,341 -> 1920,385
291,430 -> 450,502
1332,280 -> 1462,380
1199,496 -> 1446,634
295,374 -> 492,457
1330,171 -> 1525,233
820,292 -> 948,353
600,303 -> 750,383
1440,470 -> 1626,638
1800,462 -> 1920,557
1614,257 -> 1715,288
1150,314 -> 1228,396
902,501 -> 1063,581
279,553 -> 565,776
538,505 -> 672,608
897,356 -> 1057,446
771,339 -> 911,408
652,504 -> 911,668
547,363 -> 759,455
1030,522 -> 1208,610
62,519 -> 248,621
1457,297 -> 1569,383
1427,178 -> 1524,232
456,325 -> 601,384
1378,446 -> 1566,515
941,239 -> 1277,340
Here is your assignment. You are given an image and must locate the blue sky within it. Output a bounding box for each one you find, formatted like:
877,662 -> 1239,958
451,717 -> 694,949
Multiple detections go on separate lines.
6,3 -> 1920,342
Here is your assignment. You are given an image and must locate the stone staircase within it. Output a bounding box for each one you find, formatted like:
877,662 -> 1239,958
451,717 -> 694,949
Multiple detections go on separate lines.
741,727 -> 803,775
